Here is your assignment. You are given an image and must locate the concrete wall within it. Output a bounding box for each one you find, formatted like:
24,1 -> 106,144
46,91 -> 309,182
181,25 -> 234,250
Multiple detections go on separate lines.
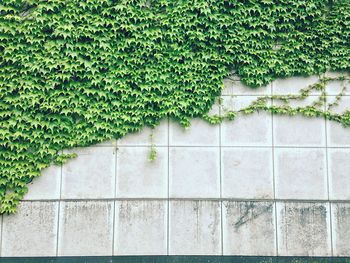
0,74 -> 350,257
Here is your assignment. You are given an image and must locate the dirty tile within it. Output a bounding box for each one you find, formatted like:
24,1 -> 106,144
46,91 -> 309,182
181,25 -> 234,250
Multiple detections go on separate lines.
24,165 -> 61,200
273,76 -> 321,95
169,200 -> 221,255
114,201 -> 167,255
169,104 -> 219,146
327,96 -> 350,147
221,148 -> 273,199
275,148 -> 327,200
222,201 -> 276,255
1,202 -> 58,257
58,201 -> 114,256
328,149 -> 350,200
118,119 -> 168,146
169,147 -> 220,198
277,202 -> 331,256
222,79 -> 271,96
221,96 -> 272,146
61,147 -> 115,199
116,147 -> 167,198
331,203 -> 350,256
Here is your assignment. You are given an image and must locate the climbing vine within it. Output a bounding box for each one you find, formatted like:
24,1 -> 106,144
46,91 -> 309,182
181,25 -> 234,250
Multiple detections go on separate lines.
0,0 -> 349,214
204,76 -> 350,126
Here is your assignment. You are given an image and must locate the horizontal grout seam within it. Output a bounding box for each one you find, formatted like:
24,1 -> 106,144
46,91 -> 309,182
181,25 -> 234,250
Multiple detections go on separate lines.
19,198 -> 350,203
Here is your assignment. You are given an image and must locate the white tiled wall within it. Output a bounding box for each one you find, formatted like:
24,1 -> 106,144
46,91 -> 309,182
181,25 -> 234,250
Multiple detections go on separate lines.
1,74 -> 350,257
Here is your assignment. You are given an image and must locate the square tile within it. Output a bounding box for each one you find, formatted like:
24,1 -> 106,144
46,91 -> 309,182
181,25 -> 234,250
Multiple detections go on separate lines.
169,200 -> 221,255
221,96 -> 272,146
328,149 -> 350,200
274,148 -> 327,200
272,76 -> 321,95
273,115 -> 326,147
169,119 -> 219,146
118,119 -> 168,146
327,123 -> 350,147
58,201 -> 114,256
222,201 -> 276,256
273,96 -> 326,147
116,147 -> 167,198
276,202 -> 331,256
326,78 -> 350,96
169,105 -> 219,146
222,79 -> 271,96
331,203 -> 350,256
61,147 -> 115,199
221,148 -> 273,199
114,201 -> 167,255
24,165 -> 61,200
1,202 -> 58,257
169,147 -> 220,198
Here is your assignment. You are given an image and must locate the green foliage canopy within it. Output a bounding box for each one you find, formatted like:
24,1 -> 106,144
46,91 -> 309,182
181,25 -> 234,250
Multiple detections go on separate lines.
0,0 -> 349,213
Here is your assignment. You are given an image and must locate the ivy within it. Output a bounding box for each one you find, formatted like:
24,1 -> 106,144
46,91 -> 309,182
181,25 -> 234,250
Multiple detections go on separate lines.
0,0 -> 349,214
148,131 -> 157,162
204,77 -> 350,128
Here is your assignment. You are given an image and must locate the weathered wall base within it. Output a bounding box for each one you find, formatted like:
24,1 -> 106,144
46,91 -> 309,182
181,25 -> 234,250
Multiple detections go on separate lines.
0,256 -> 350,263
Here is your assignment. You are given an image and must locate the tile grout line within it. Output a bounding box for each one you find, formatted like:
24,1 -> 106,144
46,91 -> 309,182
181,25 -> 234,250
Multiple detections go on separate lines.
219,98 -> 224,256
55,153 -> 63,257
167,117 -> 170,256
324,96 -> 334,256
271,82 -> 279,256
19,197 -> 350,203
110,145 -> 350,149
112,200 -> 116,256
111,146 -> 118,256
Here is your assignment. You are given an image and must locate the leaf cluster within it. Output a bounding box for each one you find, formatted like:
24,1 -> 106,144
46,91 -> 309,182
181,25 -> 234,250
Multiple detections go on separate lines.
0,0 -> 349,213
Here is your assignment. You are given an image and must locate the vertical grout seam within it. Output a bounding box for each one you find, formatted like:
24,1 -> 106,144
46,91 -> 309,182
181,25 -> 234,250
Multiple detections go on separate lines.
323,78 -> 334,256
167,117 -> 170,255
112,145 -> 118,255
55,151 -> 63,256
219,96 -> 224,256
271,82 -> 279,256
